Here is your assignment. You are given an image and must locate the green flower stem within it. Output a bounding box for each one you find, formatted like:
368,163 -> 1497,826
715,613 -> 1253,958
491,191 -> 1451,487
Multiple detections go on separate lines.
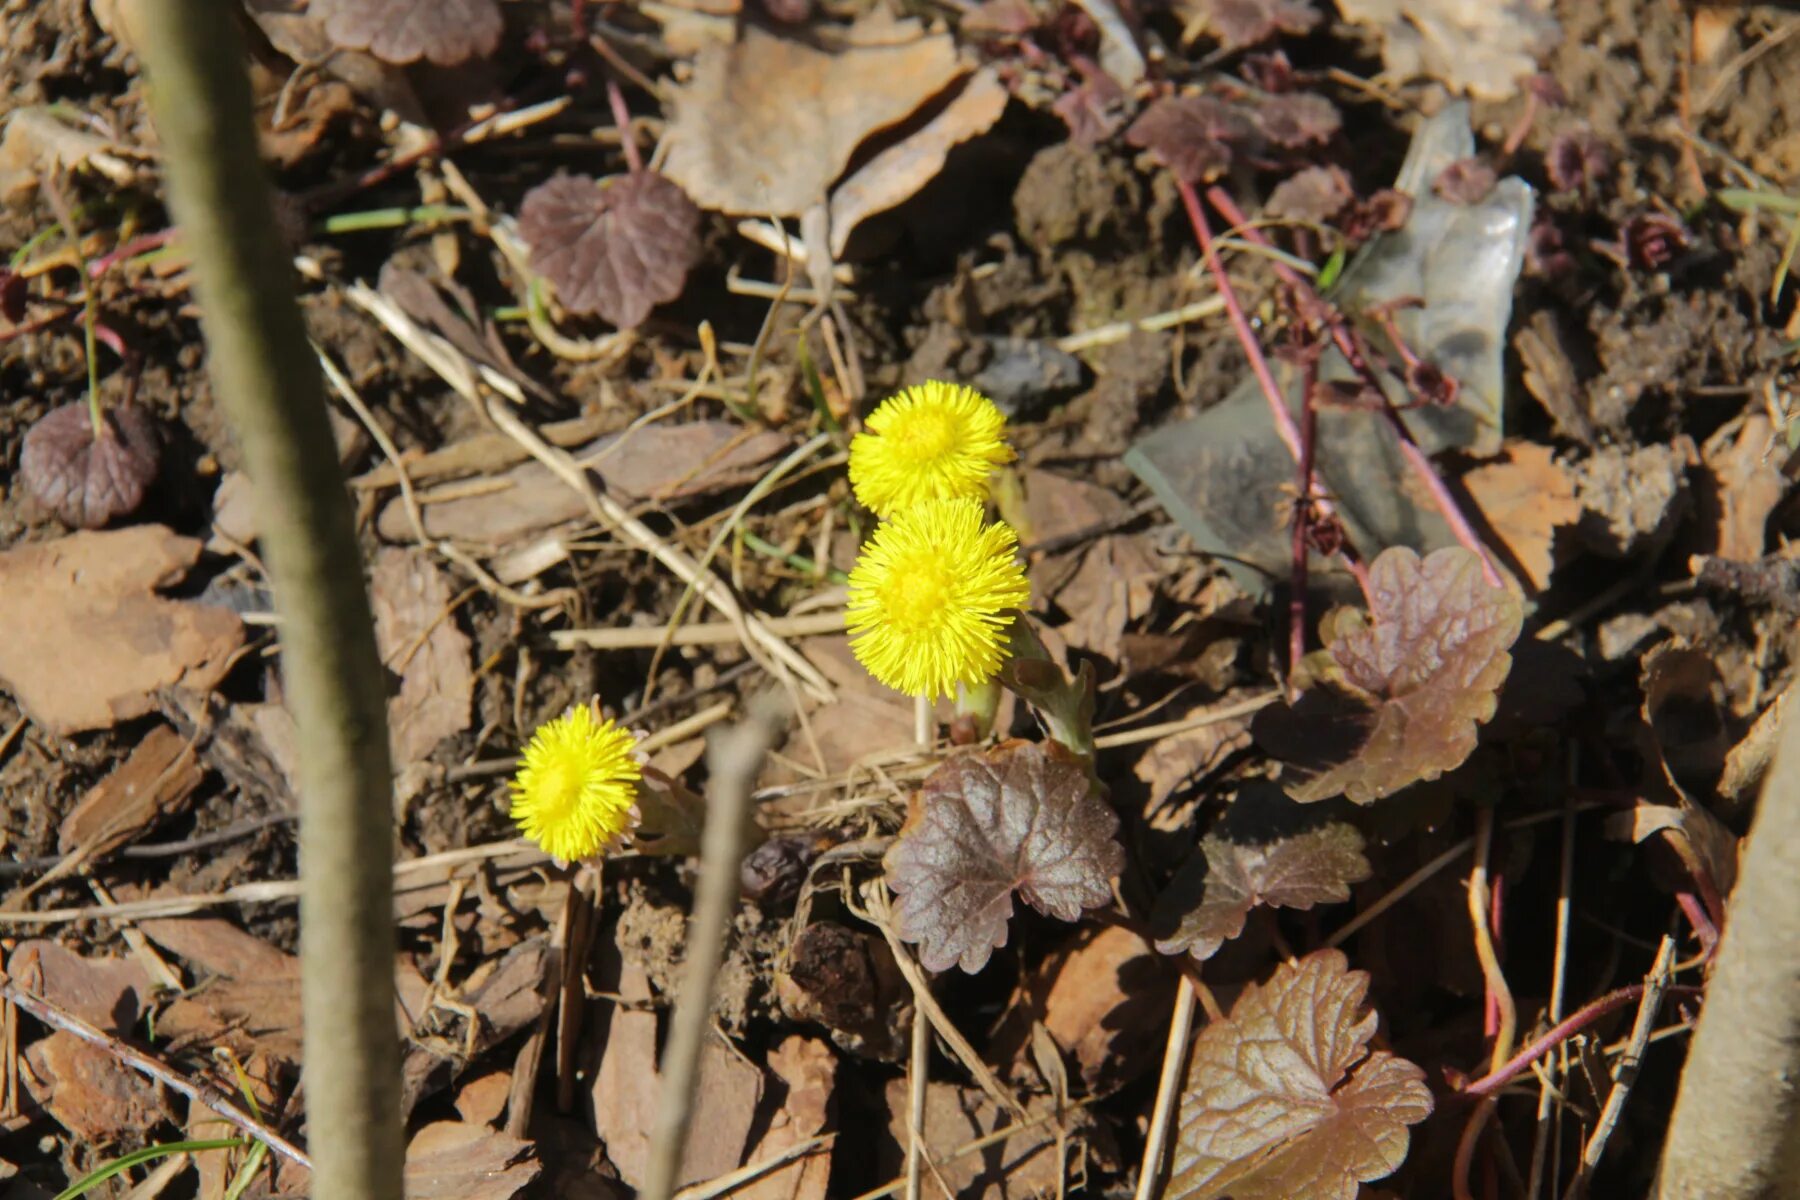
138,6 -> 402,1200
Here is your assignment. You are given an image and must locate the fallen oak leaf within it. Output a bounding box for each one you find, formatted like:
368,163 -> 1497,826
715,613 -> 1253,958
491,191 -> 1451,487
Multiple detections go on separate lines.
518,171 -> 701,330
310,0 -> 502,66
1171,949 -> 1432,1200
1254,546 -> 1523,803
884,739 -> 1124,973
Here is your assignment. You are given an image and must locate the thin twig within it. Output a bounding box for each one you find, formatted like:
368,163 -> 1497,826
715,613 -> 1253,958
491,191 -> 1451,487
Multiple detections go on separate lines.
1565,937 -> 1676,1198
905,1005 -> 930,1200
639,696 -> 789,1200
1134,974 -> 1198,1200
0,978 -> 310,1169
1528,784 -> 1579,1200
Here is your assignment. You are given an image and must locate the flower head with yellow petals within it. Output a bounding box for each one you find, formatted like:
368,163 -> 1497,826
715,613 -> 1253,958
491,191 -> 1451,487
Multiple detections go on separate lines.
510,703 -> 641,862
846,497 -> 1031,700
848,381 -> 1014,518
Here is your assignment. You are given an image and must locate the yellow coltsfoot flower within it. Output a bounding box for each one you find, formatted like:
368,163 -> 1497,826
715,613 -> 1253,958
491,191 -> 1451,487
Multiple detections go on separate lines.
848,381 -> 1013,518
510,703 -> 641,862
847,497 -> 1032,700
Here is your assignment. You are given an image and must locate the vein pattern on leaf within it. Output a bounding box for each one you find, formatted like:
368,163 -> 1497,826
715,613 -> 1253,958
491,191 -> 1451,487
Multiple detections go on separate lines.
884,740 -> 1124,973
1171,950 -> 1432,1200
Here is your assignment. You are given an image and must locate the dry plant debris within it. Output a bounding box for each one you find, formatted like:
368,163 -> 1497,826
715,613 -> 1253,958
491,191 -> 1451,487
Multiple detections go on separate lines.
1335,0 -> 1559,100
1171,950 -> 1432,1200
1256,546 -> 1523,803
18,402 -> 161,529
310,0 -> 503,66
884,739 -> 1125,972
519,171 -> 702,329
1459,440 -> 1581,590
661,23 -> 964,216
0,527 -> 244,735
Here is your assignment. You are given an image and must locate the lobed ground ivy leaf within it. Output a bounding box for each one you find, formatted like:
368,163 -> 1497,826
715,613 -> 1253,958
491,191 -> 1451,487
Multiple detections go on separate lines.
1255,546 -> 1523,804
883,739 -> 1124,974
1171,949 -> 1432,1200
1153,786 -> 1371,961
310,0 -> 502,66
518,171 -> 701,331
1196,0 -> 1323,50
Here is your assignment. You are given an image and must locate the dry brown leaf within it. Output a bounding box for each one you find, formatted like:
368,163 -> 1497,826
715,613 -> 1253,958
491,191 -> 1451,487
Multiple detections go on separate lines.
740,1036 -> 836,1200
242,0 -> 423,119
879,1080 -> 1067,1200
0,527 -> 245,736
1698,413 -> 1788,562
375,423 -> 792,544
7,942 -> 151,1031
371,548 -> 473,776
1050,533 -> 1160,660
589,961 -> 761,1187
404,1121 -> 540,1200
57,723 -> 205,858
22,1032 -> 165,1144
1171,950 -> 1431,1200
828,68 -> 1009,255
1460,440 -> 1580,590
662,24 -> 964,216
0,107 -> 137,199
995,924 -> 1175,1095
453,1072 -> 513,1128
1721,685 -> 1790,804
140,918 -> 305,1063
1134,716 -> 1255,823
1335,0 -> 1558,100
1606,798 -> 1740,902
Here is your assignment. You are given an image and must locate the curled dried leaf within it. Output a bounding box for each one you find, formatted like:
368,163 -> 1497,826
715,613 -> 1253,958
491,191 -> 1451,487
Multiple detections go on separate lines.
1126,96 -> 1255,184
1153,787 -> 1370,960
519,171 -> 702,330
1171,950 -> 1432,1200
19,403 -> 161,529
310,0 -> 502,66
1254,546 -> 1523,803
884,739 -> 1124,973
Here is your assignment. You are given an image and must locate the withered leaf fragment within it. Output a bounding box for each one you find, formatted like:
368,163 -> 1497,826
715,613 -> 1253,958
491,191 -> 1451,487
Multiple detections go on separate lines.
1254,92 -> 1340,148
884,739 -> 1124,973
1199,0 -> 1322,49
1171,950 -> 1432,1200
1255,546 -> 1522,803
310,0 -> 502,66
20,403 -> 161,529
1153,790 -> 1370,960
1126,96 -> 1255,184
519,171 -> 702,331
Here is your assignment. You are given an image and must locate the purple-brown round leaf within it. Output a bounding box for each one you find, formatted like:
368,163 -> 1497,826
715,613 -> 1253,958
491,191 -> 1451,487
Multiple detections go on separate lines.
884,739 -> 1124,974
310,0 -> 502,66
19,403 -> 161,529
519,171 -> 702,330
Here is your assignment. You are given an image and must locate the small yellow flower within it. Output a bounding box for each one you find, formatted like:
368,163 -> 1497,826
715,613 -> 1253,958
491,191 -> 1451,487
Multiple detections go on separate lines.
848,381 -> 1014,518
847,497 -> 1032,699
510,704 -> 641,861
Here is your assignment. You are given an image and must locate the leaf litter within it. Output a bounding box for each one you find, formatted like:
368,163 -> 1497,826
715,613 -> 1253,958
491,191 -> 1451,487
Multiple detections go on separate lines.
1,0 -> 1794,1196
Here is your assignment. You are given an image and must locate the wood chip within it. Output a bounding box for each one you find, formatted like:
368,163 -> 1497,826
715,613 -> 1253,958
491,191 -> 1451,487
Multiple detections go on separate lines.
58,724 -> 206,858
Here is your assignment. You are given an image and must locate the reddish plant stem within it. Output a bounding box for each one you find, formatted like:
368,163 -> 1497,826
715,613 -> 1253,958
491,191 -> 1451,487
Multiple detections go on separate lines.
1175,175 -> 1371,602
605,77 -> 642,175
1176,178 -> 1301,459
1203,185 -> 1504,588
1289,360 -> 1318,689
0,303 -> 76,344
87,229 -> 178,277
1461,983 -> 1705,1097
1676,891 -> 1719,961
